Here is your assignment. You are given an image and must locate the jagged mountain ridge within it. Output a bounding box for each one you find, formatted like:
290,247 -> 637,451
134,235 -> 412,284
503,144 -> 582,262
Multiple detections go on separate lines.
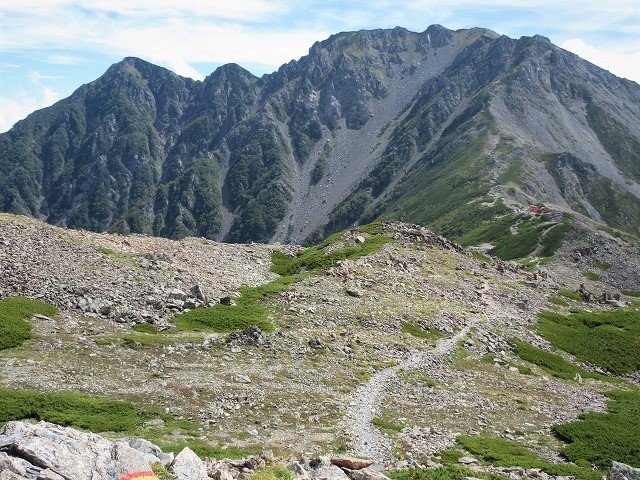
1,25 -> 639,245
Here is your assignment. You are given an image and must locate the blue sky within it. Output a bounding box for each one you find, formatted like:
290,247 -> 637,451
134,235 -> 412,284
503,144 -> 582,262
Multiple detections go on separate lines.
1,1 -> 639,133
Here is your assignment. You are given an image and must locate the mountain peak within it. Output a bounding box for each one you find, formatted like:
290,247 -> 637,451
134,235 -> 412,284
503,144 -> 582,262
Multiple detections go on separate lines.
1,25 -> 639,247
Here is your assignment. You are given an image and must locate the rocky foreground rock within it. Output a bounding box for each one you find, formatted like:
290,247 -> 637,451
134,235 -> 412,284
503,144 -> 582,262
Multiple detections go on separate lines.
1,421 -> 636,480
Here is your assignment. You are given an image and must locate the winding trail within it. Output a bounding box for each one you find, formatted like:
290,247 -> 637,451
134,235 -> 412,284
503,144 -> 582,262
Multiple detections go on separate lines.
347,321 -> 477,462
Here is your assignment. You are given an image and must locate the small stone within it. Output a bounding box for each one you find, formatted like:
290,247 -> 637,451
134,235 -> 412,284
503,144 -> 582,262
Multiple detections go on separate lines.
233,374 -> 252,384
331,456 -> 375,470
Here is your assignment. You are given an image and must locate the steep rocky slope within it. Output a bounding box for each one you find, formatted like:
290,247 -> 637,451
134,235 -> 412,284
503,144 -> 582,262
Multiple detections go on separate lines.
1,214 -> 638,479
1,26 -> 639,247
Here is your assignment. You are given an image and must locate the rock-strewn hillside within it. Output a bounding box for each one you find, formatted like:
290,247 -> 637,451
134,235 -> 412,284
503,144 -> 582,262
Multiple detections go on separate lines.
1,26 -> 639,246
1,214 -> 638,479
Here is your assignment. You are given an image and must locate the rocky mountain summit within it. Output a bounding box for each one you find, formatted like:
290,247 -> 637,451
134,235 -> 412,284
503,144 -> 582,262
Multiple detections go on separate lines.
1,25 -> 639,246
1,214 -> 639,479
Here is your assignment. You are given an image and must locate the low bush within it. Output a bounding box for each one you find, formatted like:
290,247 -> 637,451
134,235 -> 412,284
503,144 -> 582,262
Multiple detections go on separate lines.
372,417 -> 403,432
0,388 -> 147,432
536,309 -> 640,375
0,297 -> 58,350
172,275 -> 299,333
511,339 -> 612,382
558,290 -> 583,302
249,465 -> 295,480
390,465 -> 508,480
553,390 -> 640,468
271,230 -> 394,276
457,436 -> 601,480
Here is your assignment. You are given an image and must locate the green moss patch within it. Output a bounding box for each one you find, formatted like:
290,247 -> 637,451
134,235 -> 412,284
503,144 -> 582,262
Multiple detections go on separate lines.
0,297 -> 58,350
400,322 -> 442,340
558,290 -> 583,302
582,271 -> 600,281
548,297 -> 569,307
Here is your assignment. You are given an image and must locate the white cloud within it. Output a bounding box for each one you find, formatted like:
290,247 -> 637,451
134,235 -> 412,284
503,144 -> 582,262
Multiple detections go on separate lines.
28,71 -> 65,82
0,87 -> 61,133
561,38 -> 640,84
0,0 -> 639,84
0,0 -> 285,21
164,57 -> 205,81
47,53 -> 86,64
43,87 -> 61,106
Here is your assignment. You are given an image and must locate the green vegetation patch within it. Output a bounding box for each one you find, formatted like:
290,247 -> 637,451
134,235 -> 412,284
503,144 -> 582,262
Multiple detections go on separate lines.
372,417 -> 403,433
582,271 -> 600,281
457,436 -> 600,480
558,290 -> 583,302
511,339 -> 613,382
160,440 -> 252,460
0,388 -> 148,432
481,355 -> 533,375
536,309 -> 640,376
594,261 -> 613,271
0,297 -> 58,350
488,217 -> 554,261
553,390 -> 640,468
172,275 -> 299,332
439,449 -> 465,464
132,323 -> 158,334
271,225 -> 394,276
548,297 -> 569,307
249,465 -> 295,480
622,290 -> 640,298
401,322 -> 437,339
399,369 -> 440,387
390,466 -> 508,480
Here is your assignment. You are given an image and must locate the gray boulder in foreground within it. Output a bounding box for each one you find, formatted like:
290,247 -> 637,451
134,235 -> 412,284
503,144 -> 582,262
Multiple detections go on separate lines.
0,421 -> 166,480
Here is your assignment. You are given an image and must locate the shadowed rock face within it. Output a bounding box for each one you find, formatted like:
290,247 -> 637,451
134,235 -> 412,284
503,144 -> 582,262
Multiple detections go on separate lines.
1,26 -> 639,244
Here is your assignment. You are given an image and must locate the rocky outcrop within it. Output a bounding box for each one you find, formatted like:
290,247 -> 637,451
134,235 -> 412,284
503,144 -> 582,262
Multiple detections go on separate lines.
609,462 -> 640,480
0,215 -> 276,326
0,421 -> 165,479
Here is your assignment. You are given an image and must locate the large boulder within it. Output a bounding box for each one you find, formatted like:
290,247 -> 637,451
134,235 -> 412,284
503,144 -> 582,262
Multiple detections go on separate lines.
170,447 -> 209,480
331,456 -> 375,470
0,421 -> 165,480
609,462 -> 640,480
